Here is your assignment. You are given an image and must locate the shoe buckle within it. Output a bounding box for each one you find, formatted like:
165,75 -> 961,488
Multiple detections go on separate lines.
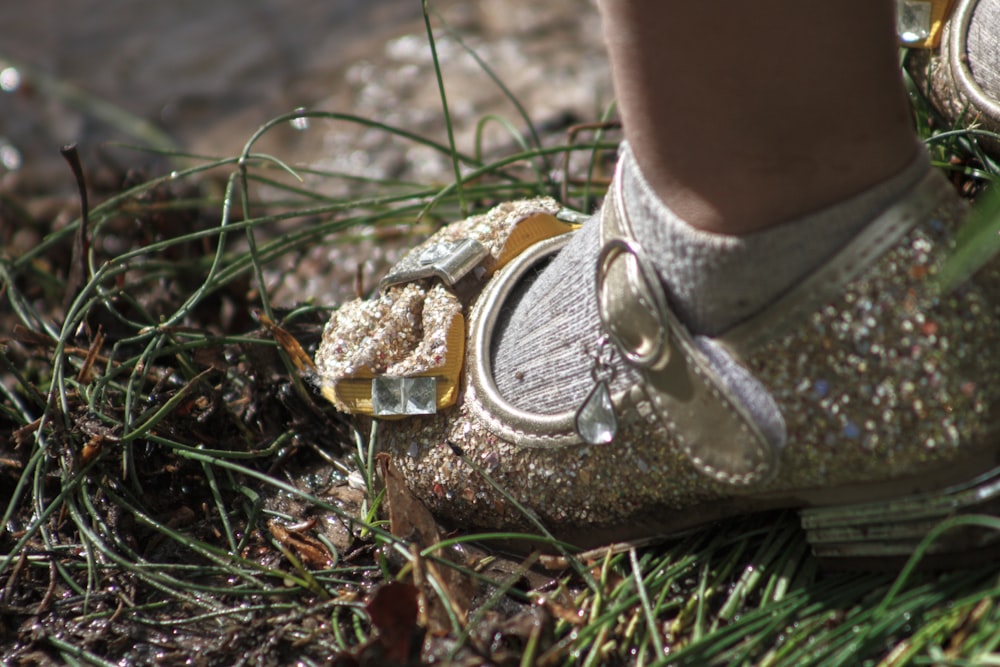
379,238 -> 489,292
592,173 -> 784,487
597,237 -> 673,370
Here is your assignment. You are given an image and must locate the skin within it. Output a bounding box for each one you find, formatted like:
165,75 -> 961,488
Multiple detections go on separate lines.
599,0 -> 919,234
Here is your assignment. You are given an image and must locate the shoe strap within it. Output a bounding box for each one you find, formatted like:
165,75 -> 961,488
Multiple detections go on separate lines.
596,172 -> 781,487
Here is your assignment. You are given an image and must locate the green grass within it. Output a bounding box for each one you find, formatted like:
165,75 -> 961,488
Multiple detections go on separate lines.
2,11 -> 1000,667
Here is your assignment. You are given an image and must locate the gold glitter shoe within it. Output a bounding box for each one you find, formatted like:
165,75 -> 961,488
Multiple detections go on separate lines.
315,168 -> 1000,566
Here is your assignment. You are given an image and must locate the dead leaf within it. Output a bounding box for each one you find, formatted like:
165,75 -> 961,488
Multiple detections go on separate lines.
255,311 -> 317,373
13,325 -> 57,348
376,453 -> 475,635
75,326 -> 105,383
61,144 -> 92,313
365,581 -> 423,665
268,519 -> 335,568
79,433 -> 104,467
377,453 -> 440,547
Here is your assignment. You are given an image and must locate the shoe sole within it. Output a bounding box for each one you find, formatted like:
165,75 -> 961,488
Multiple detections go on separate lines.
800,463 -> 1000,568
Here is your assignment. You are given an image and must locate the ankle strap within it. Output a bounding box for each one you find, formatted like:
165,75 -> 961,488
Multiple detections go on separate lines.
596,169 -> 783,486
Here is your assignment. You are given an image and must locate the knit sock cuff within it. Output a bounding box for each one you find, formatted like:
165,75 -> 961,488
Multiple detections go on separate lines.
618,141 -> 931,334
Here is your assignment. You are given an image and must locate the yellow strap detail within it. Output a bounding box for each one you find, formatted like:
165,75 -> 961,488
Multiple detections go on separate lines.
494,212 -> 578,272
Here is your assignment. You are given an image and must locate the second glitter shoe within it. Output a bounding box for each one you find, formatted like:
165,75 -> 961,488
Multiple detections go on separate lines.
315,165 -> 1000,565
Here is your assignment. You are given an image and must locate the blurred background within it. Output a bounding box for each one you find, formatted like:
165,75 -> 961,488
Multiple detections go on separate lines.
0,0 -> 611,197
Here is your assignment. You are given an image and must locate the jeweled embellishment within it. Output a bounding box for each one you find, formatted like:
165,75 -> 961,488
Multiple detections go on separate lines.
575,335 -> 618,445
576,381 -> 616,445
896,0 -> 931,44
372,376 -> 437,416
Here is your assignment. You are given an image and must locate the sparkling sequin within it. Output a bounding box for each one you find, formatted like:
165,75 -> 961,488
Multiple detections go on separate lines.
316,283 -> 460,381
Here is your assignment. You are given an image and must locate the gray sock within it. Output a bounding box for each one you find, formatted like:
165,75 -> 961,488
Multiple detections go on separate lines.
966,0 -> 1000,101
623,144 -> 931,335
491,143 -> 930,413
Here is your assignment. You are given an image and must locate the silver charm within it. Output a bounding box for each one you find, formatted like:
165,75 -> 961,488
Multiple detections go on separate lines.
575,335 -> 617,445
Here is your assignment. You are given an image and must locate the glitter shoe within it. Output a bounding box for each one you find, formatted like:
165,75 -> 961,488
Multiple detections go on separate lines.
315,168 -> 1000,565
905,0 -> 1000,153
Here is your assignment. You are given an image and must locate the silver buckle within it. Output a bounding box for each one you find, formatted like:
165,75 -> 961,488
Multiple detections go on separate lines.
379,238 -> 489,292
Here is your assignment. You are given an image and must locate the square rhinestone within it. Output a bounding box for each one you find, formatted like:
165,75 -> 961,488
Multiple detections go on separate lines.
897,0 -> 932,44
372,376 -> 437,416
